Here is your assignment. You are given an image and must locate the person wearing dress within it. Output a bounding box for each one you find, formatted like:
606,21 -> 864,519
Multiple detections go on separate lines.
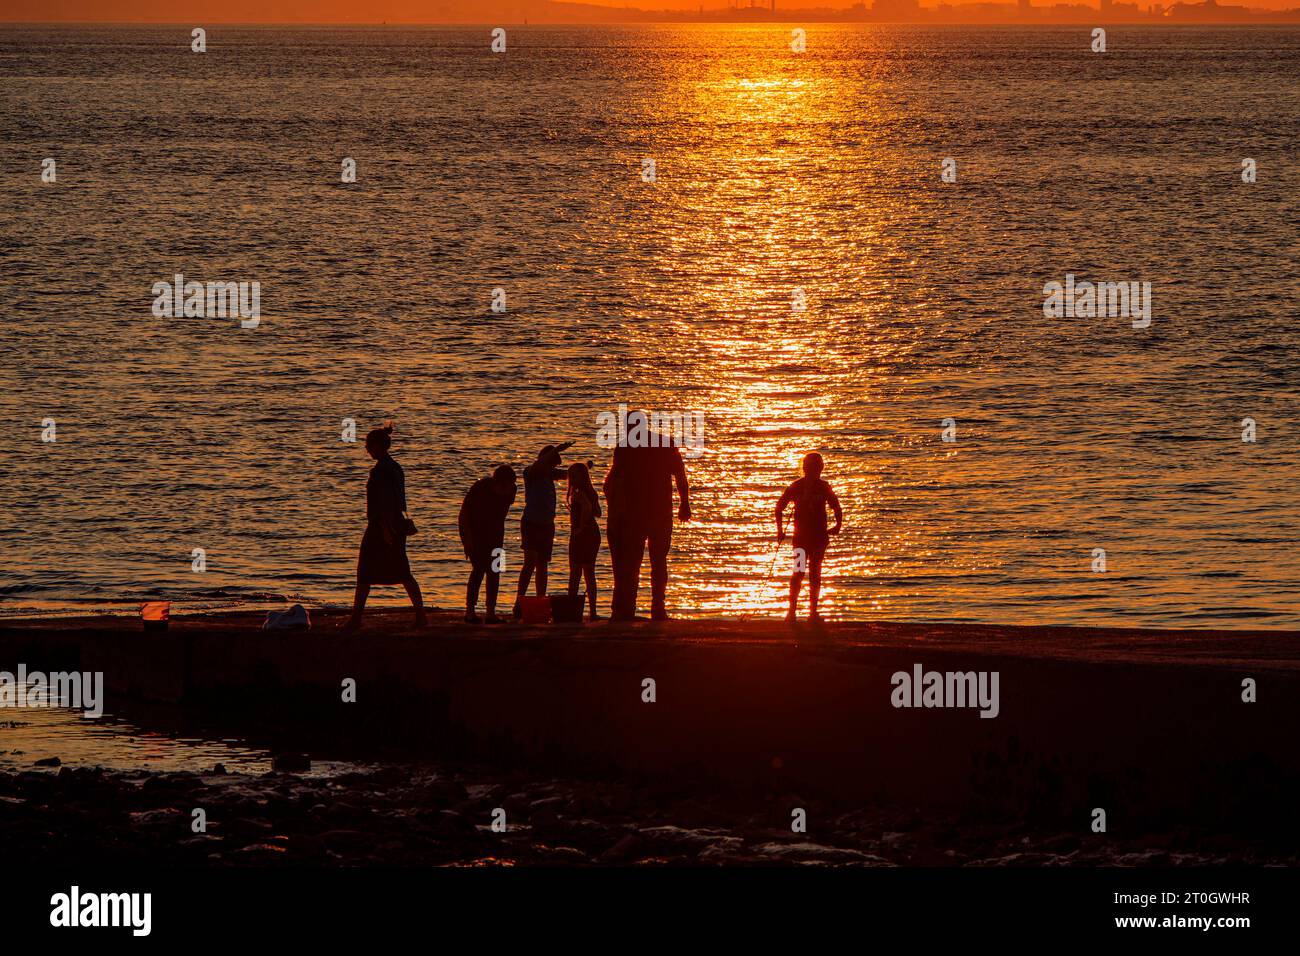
342,423 -> 427,631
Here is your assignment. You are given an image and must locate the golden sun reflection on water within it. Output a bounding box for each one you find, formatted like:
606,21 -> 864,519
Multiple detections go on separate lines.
627,31 -> 917,619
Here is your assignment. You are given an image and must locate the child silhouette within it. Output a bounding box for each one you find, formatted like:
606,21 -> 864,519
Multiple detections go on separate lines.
775,453 -> 843,623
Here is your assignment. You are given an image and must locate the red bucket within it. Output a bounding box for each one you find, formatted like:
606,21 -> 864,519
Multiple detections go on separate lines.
141,601 -> 171,632
518,596 -> 552,624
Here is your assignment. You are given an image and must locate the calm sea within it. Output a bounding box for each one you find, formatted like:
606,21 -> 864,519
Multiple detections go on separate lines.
2,24 -> 1298,627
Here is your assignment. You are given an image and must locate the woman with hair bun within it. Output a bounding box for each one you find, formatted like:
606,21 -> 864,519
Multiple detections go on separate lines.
341,422 -> 427,631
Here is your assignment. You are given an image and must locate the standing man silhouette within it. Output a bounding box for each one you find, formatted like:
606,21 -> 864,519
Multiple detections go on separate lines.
604,410 -> 691,621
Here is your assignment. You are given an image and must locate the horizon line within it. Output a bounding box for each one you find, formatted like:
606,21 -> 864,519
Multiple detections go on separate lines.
5,16 -> 1300,25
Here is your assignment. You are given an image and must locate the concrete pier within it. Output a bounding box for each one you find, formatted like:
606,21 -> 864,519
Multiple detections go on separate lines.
2,612 -> 1297,830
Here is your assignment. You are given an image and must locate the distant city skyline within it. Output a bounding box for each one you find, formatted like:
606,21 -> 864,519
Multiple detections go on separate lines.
6,0 -> 1300,21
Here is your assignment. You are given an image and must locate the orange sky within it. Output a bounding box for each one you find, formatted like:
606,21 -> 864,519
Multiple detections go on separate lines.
4,0 -> 1298,20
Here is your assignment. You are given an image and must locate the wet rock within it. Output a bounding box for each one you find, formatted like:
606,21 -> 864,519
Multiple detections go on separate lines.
452,797 -> 490,818
1114,850 -> 1170,866
335,772 -> 374,788
535,813 -> 598,852
435,810 -> 478,840
752,842 -> 889,865
603,784 -> 636,815
970,852 -> 1054,867
324,801 -> 364,824
464,783 -> 500,802
290,834 -> 325,857
598,832 -> 646,864
142,775 -> 183,794
537,846 -> 588,864
34,757 -> 61,767
639,825 -> 734,850
225,817 -> 275,840
1039,833 -> 1080,853
370,766 -> 407,787
698,841 -> 754,865
419,779 -> 469,807
228,842 -> 290,863
503,792 -> 532,816
128,808 -> 186,827
320,830 -> 369,852
669,797 -> 737,828
271,754 -> 311,773
177,834 -> 223,849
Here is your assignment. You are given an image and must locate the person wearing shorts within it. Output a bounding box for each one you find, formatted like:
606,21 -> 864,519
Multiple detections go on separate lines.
513,442 -> 572,617
603,410 -> 691,621
775,452 -> 843,624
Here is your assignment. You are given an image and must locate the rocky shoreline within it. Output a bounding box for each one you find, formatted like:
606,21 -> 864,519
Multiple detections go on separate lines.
3,762 -> 1292,867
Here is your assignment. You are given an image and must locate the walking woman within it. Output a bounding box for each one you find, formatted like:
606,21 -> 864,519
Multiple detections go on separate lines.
565,461 -> 602,622
342,422 -> 428,631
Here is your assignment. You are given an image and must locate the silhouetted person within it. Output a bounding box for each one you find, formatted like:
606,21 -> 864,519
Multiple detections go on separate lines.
459,464 -> 517,624
565,461 -> 602,621
342,423 -> 426,631
512,441 -> 574,616
604,410 -> 691,621
776,452 -> 842,623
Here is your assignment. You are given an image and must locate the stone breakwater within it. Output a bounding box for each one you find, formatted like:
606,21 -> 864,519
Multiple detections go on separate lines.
2,611 -> 1299,855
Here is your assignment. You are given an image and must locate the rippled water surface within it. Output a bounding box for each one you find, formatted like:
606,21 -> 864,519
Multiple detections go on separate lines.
2,24 -> 1298,627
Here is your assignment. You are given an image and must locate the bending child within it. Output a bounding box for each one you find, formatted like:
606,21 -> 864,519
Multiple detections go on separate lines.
459,464 -> 518,624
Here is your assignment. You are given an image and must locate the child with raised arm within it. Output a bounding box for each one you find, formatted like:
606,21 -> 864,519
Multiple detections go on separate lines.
775,452 -> 843,623
512,441 -> 575,617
